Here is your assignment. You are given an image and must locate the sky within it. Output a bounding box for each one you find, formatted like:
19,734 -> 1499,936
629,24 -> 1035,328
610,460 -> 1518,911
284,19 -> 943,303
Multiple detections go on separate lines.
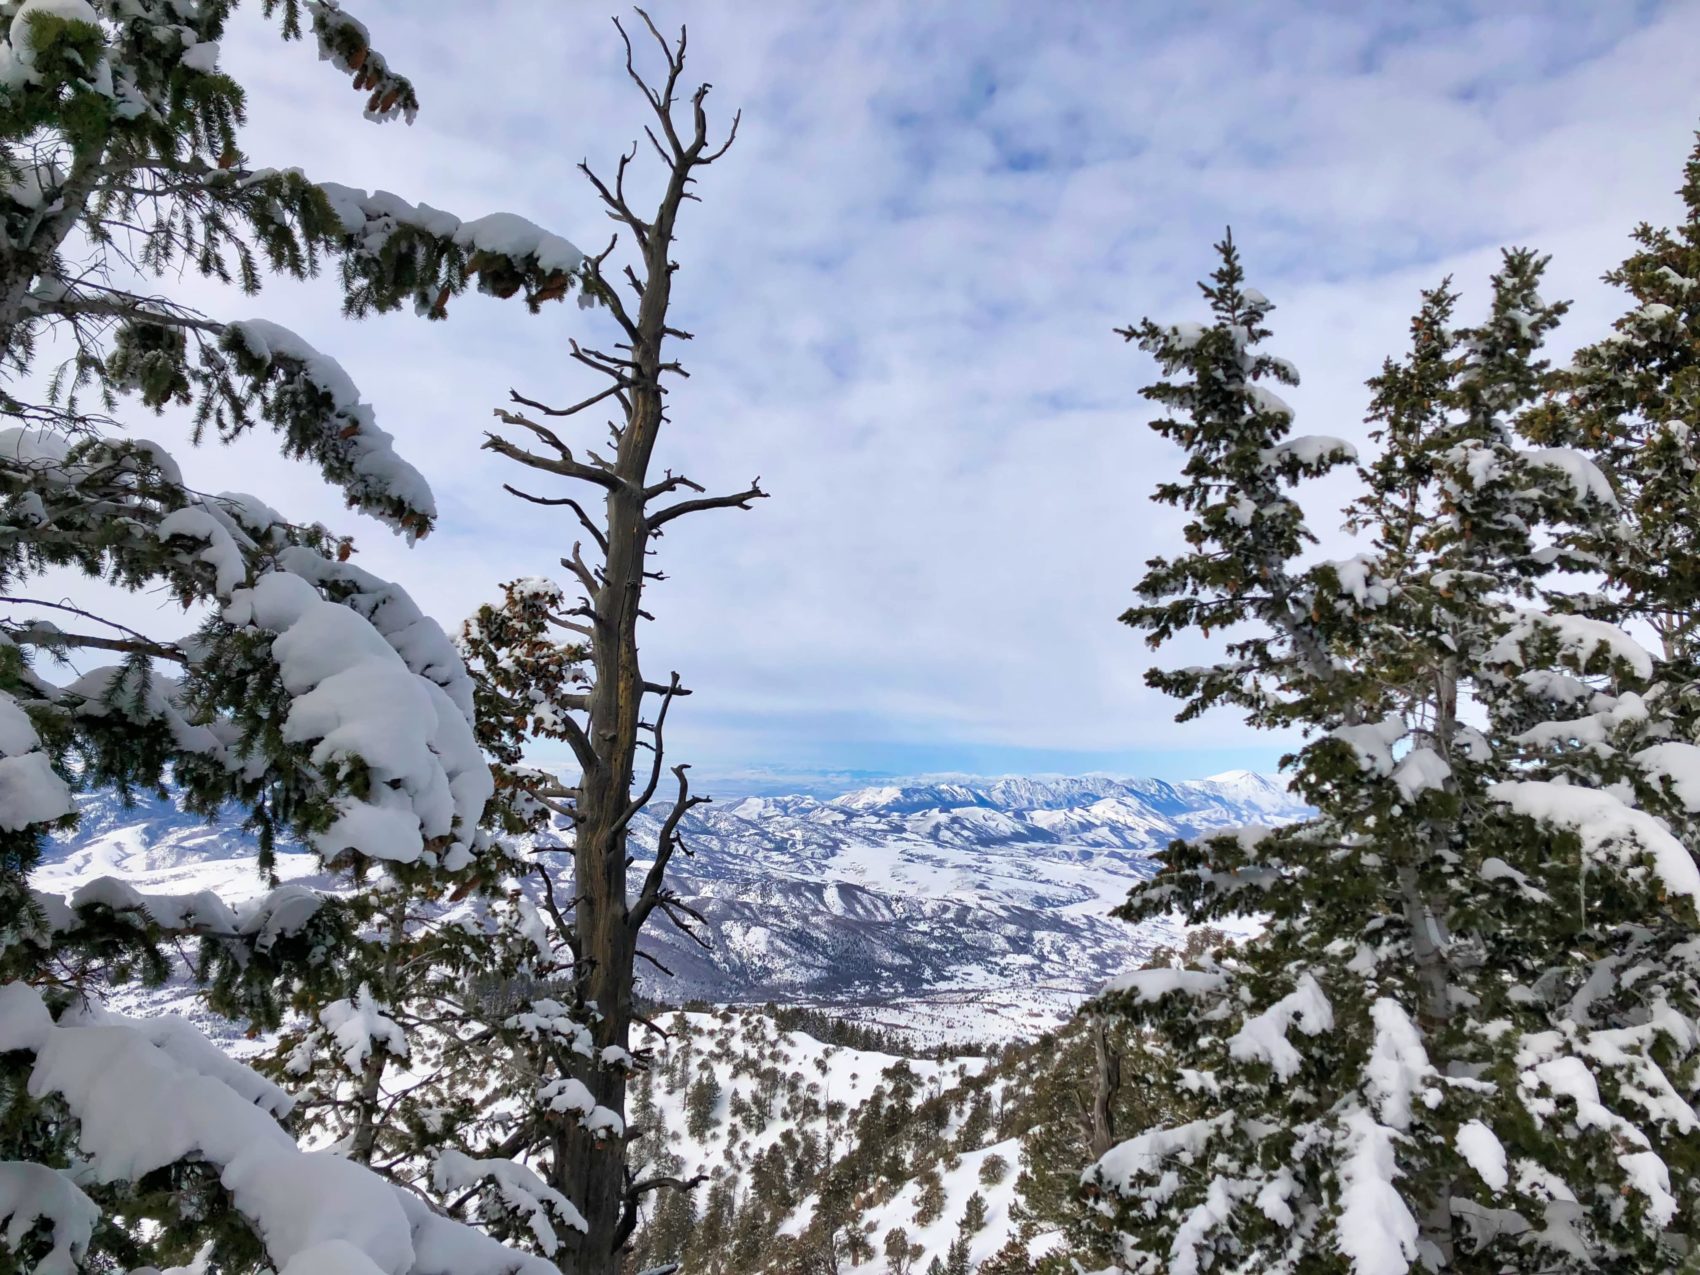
42,0 -> 1700,793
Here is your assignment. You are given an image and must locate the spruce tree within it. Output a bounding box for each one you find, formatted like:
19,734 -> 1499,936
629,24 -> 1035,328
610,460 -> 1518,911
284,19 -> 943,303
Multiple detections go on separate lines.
885,1225 -> 924,1275
687,1072 -> 724,1140
1526,132 -> 1700,667
0,3 -> 595,1270
1523,132 -> 1700,876
1080,235 -> 1700,1272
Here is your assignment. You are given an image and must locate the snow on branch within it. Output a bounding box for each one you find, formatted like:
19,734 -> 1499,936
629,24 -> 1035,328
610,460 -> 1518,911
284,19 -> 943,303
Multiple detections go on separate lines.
63,661 -> 227,761
277,545 -> 477,727
1489,781 -> 1700,900
538,1075 -> 625,1140
55,876 -> 325,962
1226,972 -> 1334,1081
0,983 -> 557,1275
1335,1107 -> 1419,1275
0,1159 -> 96,1275
1086,1113 -> 1232,1197
1522,447 -> 1617,507
318,182 -> 589,320
1,0 -> 105,95
224,318 -> 437,539
222,571 -> 492,869
1100,966 -> 1227,1003
1485,608 -> 1655,680
0,686 -> 75,835
432,1150 -> 588,1256
0,427 -> 497,874
319,983 -> 409,1068
1635,742 -> 1700,812
301,0 -> 421,123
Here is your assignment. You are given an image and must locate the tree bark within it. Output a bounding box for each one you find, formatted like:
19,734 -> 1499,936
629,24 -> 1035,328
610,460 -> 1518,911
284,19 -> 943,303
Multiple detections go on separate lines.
1084,1016 -> 1120,1160
1403,659 -> 1458,1270
486,18 -> 751,1273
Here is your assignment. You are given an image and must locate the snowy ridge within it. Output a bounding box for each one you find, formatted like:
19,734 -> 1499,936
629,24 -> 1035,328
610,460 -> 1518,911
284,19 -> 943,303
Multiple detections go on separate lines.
39,772 -> 1306,1041
620,770 -> 1302,1037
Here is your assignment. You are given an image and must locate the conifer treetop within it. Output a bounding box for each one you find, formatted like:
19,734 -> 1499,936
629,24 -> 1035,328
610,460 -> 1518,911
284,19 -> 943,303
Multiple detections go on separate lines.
1086,236 -> 1700,1275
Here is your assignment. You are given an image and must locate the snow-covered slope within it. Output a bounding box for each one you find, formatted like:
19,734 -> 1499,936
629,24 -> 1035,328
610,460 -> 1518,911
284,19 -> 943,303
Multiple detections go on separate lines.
624,1007 -> 1032,1274
38,773 -> 1307,1039
622,772 -> 1304,1038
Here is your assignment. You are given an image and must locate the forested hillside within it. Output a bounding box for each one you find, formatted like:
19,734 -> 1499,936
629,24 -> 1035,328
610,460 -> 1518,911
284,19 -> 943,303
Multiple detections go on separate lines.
615,1002 -> 1189,1275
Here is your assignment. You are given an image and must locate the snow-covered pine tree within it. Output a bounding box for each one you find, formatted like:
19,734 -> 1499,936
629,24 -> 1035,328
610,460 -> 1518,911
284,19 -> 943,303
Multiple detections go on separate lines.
247,578 -> 596,1252
1519,126 -> 1700,873
1524,132 -> 1700,669
1078,236 -> 1700,1273
0,3 -> 601,1270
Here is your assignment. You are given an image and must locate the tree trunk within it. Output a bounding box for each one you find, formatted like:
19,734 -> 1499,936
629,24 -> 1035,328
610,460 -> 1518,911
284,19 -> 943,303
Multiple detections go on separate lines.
486,22 -> 749,1270
347,892 -> 409,1165
548,396 -> 654,1275
1084,1016 -> 1120,1160
1403,660 -> 1458,1270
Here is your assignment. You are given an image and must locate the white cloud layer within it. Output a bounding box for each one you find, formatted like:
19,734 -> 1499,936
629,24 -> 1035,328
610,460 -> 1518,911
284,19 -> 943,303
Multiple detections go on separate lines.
42,1 -> 1700,784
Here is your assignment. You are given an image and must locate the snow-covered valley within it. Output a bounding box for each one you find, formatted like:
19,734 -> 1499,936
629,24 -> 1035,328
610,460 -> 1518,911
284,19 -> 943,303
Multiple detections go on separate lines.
37,771 -> 1306,1043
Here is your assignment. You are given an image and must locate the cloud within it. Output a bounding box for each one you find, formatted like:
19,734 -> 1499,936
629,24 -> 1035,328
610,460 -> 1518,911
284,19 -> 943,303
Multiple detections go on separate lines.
35,0 -> 1700,785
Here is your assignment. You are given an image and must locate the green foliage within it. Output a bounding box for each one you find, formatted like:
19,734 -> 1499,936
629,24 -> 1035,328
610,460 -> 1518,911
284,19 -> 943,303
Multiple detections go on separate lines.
457,577 -> 588,835
1086,210 -> 1700,1271
913,1166 -> 947,1226
686,1071 -> 724,1139
1119,231 -> 1361,731
884,1226 -> 924,1275
0,4 -> 592,1269
1527,131 -> 1700,667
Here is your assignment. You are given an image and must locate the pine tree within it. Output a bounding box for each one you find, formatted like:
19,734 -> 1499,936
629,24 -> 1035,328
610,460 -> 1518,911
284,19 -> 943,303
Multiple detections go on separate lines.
686,1072 -> 724,1140
960,1190 -> 989,1234
885,1225 -> 924,1275
914,1166 -> 948,1226
1526,132 -> 1700,666
979,1238 -> 1038,1275
1522,132 -> 1700,874
0,3 -> 594,1270
1081,234 -> 1700,1272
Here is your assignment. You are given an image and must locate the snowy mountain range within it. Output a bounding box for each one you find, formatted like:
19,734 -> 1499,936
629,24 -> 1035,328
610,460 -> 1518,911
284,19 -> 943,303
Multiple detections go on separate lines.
36,771 -> 1308,1041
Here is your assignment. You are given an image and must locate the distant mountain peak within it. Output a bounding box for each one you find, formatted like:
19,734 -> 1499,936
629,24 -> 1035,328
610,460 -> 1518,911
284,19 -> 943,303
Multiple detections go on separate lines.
813,771 -> 1296,819
39,771 -> 1308,1035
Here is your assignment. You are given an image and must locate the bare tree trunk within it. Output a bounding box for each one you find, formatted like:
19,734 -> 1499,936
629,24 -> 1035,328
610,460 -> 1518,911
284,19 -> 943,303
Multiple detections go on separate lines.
485,17 -> 755,1273
1083,1016 -> 1120,1160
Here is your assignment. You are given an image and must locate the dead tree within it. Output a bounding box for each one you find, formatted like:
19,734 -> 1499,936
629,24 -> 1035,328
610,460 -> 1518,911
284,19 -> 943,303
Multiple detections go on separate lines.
1082,1014 -> 1122,1160
481,13 -> 757,1273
